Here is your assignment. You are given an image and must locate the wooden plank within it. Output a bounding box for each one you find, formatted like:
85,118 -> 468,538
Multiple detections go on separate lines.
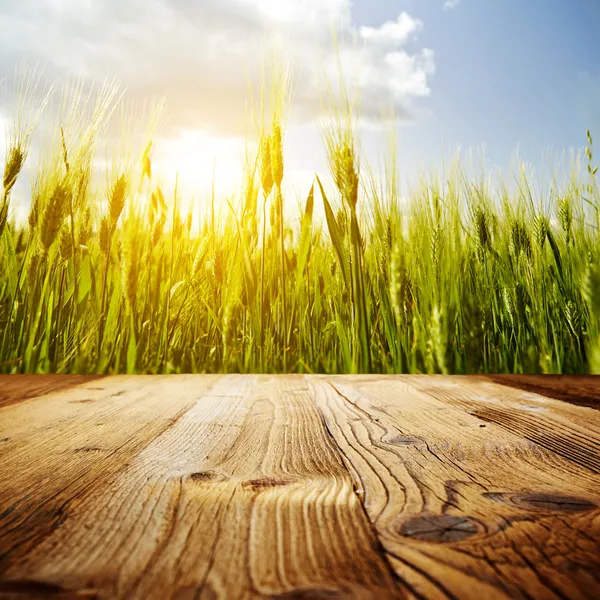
405,376 -> 600,475
0,375 -> 405,599
479,375 -> 600,411
311,375 -> 600,600
0,375 -> 219,572
0,375 -> 103,409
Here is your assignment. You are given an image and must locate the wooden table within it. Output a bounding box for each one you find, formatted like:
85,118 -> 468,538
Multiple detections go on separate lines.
1,375 -> 599,599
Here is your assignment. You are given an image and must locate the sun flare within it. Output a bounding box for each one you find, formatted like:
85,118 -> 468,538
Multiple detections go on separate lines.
155,130 -> 247,201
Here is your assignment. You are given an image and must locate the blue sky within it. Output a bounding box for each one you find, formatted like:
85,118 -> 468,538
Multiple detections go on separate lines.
283,0 -> 600,203
0,0 -> 598,212
376,0 -> 600,169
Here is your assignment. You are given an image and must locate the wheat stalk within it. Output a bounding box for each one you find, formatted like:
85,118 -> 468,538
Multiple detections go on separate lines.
40,183 -> 69,253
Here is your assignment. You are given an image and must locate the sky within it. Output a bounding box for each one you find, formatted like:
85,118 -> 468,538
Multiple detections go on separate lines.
0,0 -> 599,217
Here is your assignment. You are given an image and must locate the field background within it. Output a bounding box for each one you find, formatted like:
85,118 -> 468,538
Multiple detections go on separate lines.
1,62 -> 599,375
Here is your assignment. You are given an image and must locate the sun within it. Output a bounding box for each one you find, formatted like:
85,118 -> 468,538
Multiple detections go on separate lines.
154,130 -> 247,203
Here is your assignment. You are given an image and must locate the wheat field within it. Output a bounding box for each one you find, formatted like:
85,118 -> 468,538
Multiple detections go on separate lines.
0,64 -> 599,375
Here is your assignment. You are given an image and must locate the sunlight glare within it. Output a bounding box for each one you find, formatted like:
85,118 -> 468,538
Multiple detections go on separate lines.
155,130 -> 246,203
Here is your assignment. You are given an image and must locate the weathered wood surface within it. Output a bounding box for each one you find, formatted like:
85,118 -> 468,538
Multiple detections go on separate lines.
0,375 -> 599,599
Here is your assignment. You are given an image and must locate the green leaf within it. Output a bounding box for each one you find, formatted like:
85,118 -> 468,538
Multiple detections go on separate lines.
225,197 -> 257,295
127,314 -> 137,373
334,312 -> 352,371
1,228 -> 17,298
78,252 -> 92,304
41,288 -> 55,372
316,174 -> 349,288
296,183 -> 314,292
24,271 -> 50,372
546,228 -> 566,297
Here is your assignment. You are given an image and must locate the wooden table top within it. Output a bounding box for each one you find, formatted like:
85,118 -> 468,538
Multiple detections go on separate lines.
1,375 -> 599,599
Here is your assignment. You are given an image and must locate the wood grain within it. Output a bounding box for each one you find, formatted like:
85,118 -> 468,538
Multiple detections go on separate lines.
0,375 -> 404,599
0,376 -> 219,571
0,375 -> 103,409
312,375 -> 600,600
479,375 -> 600,411
1,375 -> 599,599
407,376 -> 600,475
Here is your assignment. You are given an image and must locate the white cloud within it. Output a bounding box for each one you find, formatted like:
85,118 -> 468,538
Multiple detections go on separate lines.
0,0 -> 435,136
443,0 -> 460,10
360,12 -> 422,46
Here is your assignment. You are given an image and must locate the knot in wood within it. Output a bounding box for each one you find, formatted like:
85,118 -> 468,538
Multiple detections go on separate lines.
398,515 -> 478,543
484,491 -> 597,513
241,477 -> 291,491
387,436 -> 423,446
189,470 -> 227,484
